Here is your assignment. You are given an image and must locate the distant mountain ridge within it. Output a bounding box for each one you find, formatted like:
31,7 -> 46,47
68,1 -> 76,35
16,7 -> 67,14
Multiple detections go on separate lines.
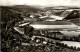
44,6 -> 80,11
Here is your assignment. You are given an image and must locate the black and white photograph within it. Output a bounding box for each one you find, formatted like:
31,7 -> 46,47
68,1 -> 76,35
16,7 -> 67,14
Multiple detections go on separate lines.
0,0 -> 80,52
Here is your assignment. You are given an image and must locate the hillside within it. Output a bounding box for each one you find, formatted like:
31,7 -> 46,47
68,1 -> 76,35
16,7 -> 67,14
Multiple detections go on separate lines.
1,5 -> 43,12
1,5 -> 43,22
69,18 -> 80,26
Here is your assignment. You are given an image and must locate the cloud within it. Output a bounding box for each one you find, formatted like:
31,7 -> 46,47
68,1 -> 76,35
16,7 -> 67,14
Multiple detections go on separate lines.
0,0 -> 80,7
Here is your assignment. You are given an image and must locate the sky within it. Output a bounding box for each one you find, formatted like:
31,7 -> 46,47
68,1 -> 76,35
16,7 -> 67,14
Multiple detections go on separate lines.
0,0 -> 80,7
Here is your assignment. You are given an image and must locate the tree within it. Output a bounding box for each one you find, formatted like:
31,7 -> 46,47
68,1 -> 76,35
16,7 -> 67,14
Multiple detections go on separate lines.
62,36 -> 66,40
64,44 -> 68,48
70,46 -> 74,49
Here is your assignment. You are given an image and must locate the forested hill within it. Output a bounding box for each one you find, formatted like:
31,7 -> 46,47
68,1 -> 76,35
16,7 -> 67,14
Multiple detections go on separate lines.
1,5 -> 43,22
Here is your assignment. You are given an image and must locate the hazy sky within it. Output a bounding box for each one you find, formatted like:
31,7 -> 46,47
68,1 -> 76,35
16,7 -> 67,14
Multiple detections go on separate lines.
0,0 -> 80,7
